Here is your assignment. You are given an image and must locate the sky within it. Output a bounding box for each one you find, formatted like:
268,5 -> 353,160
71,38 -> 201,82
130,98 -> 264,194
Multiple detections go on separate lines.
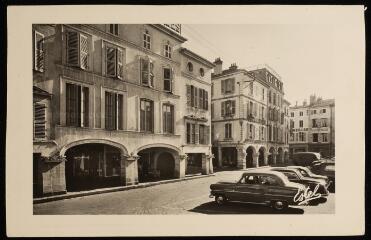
181,24 -> 335,105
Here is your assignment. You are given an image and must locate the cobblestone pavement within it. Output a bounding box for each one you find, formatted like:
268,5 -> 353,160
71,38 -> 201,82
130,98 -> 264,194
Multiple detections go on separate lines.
34,170 -> 335,215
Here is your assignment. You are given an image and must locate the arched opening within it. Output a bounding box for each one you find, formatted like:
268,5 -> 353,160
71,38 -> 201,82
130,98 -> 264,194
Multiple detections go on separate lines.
221,147 -> 237,168
246,146 -> 255,168
137,147 -> 177,183
65,143 -> 122,191
278,147 -> 284,164
268,147 -> 276,165
258,147 -> 266,166
284,151 -> 289,163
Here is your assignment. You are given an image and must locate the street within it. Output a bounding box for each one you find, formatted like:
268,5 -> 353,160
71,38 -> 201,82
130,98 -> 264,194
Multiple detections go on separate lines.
33,170 -> 335,215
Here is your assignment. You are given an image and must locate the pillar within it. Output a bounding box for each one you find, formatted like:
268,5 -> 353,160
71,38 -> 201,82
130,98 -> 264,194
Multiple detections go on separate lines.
202,154 -> 210,175
217,146 -> 222,167
175,154 -> 187,179
121,154 -> 139,186
253,153 -> 259,168
237,146 -> 246,169
264,154 -> 268,166
209,154 -> 214,174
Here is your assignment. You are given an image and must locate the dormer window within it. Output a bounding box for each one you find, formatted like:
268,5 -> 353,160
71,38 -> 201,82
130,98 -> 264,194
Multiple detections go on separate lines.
187,62 -> 193,72
109,24 -> 119,36
164,41 -> 172,58
143,30 -> 151,50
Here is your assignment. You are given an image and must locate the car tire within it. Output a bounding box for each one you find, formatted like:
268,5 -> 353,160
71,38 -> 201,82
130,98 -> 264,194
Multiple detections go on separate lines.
215,195 -> 226,206
271,201 -> 288,211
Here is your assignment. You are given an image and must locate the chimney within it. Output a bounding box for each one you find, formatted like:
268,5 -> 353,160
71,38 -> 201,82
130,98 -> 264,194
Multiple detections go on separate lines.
309,94 -> 317,105
295,101 -> 298,107
229,63 -> 238,71
303,99 -> 307,106
317,96 -> 322,103
213,57 -> 223,75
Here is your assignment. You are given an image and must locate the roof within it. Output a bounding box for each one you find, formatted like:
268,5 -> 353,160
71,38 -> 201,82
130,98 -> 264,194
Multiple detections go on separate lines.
311,99 -> 335,107
180,48 -> 215,68
150,24 -> 188,43
33,86 -> 52,98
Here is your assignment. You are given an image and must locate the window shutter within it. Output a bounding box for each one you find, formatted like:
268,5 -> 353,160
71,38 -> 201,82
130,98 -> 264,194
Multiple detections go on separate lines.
186,85 -> 191,106
34,103 -> 46,139
231,101 -> 236,115
66,31 -> 79,66
199,88 -> 203,110
82,87 -> 89,127
225,124 -> 228,139
205,90 -> 208,110
221,80 -> 225,94
231,78 -> 235,93
141,58 -> 149,85
149,60 -> 154,87
221,101 -> 225,116
170,67 -> 174,92
116,48 -> 124,79
194,87 -> 198,108
80,34 -> 89,69
34,32 -> 44,72
206,126 -> 210,144
118,94 -> 123,130
106,46 -> 116,77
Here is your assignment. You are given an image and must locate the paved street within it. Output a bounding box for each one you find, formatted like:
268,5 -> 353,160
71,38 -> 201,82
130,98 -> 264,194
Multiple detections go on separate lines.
34,170 -> 335,215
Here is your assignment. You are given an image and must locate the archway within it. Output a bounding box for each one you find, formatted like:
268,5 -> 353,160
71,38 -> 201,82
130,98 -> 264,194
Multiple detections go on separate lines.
258,147 -> 266,167
246,146 -> 255,168
157,152 -> 175,179
268,147 -> 276,165
65,143 -> 123,191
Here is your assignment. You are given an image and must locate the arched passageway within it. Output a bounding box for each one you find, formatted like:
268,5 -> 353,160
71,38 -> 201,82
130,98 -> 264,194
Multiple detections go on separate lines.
258,147 -> 266,167
246,146 -> 255,168
278,147 -> 284,164
65,143 -> 122,191
268,147 -> 276,165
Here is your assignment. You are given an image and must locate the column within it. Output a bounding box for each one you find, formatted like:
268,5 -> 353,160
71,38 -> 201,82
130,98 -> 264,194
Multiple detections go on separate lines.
175,154 -> 187,179
121,154 -> 139,186
264,154 -> 268,166
253,153 -> 259,168
237,146 -> 246,169
202,154 -> 209,175
217,146 -> 222,167
208,154 -> 214,174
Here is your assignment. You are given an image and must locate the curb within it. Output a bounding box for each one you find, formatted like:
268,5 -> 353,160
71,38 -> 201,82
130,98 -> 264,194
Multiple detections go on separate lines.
33,173 -> 216,204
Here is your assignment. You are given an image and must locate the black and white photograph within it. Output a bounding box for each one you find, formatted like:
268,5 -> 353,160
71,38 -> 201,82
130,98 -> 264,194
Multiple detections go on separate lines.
6,5 -> 365,237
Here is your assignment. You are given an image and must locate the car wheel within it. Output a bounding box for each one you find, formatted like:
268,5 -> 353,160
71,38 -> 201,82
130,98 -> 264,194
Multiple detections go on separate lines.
271,201 -> 288,211
215,195 -> 226,206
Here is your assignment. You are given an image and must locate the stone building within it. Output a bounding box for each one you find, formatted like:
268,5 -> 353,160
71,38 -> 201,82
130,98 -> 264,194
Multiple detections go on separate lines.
289,95 -> 335,158
32,24 -> 213,196
211,61 -> 290,170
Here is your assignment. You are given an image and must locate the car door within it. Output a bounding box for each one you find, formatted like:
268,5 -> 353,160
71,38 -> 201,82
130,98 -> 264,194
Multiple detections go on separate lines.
233,175 -> 264,203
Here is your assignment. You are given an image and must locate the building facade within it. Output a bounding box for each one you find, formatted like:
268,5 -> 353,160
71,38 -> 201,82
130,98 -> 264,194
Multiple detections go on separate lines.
289,95 -> 335,158
211,61 -> 290,170
32,24 -> 213,196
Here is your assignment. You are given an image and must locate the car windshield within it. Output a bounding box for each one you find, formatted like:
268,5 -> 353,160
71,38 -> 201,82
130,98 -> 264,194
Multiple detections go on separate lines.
282,171 -> 299,180
299,169 -> 310,177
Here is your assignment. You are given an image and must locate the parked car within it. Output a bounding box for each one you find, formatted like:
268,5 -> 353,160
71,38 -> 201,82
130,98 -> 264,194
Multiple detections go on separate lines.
209,170 -> 307,211
309,161 -> 335,192
291,152 -> 321,166
269,167 -> 330,199
286,166 -> 330,182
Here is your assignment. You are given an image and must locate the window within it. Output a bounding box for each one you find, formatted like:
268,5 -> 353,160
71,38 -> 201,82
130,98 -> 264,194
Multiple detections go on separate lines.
313,109 -> 317,114
34,103 -> 46,139
248,124 -> 255,139
262,88 -> 265,100
187,62 -> 193,72
299,120 -> 303,127
290,112 -> 294,117
300,111 -> 303,116
143,30 -> 151,49
299,132 -> 306,142
109,24 -> 119,35
225,123 -> 232,139
268,91 -> 272,103
312,119 -> 317,128
199,125 -> 209,144
34,31 -> 44,72
106,46 -> 124,79
199,68 -> 205,77
164,41 -> 172,58
140,99 -> 154,132
321,109 -> 326,113
258,175 -> 280,186
163,68 -> 172,92
66,83 -> 89,127
312,133 -> 318,142
221,78 -> 235,94
66,31 -> 89,69
211,103 -> 214,118
186,85 -> 207,110
198,88 -> 209,110
221,100 -> 236,117
163,104 -> 174,134
322,118 -> 328,127
105,91 -> 123,130
262,106 -> 265,120
282,171 -> 299,180
140,58 -> 154,87
322,133 -> 328,142
273,93 -> 276,105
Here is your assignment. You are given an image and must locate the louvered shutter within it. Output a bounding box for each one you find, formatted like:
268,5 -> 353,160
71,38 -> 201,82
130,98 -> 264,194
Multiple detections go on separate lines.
117,48 -> 124,79
231,78 -> 235,93
106,46 -> 116,77
170,67 -> 174,92
186,85 -> 191,106
205,90 -> 208,110
80,34 -> 89,69
34,32 -> 44,72
231,101 -> 236,115
206,126 -> 210,144
141,58 -> 149,85
194,87 -> 198,108
221,80 -> 225,94
34,103 -> 46,139
149,61 -> 154,87
66,31 -> 79,66
82,87 -> 89,127
199,88 -> 203,110
221,101 -> 225,116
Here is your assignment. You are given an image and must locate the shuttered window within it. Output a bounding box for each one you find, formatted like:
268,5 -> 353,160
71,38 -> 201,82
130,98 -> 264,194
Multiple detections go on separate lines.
221,100 -> 236,117
204,90 -> 208,110
66,83 -> 89,127
199,88 -> 204,110
199,125 -> 210,145
143,30 -> 151,49
34,103 -> 46,139
80,35 -> 89,69
163,68 -> 172,92
164,41 -> 172,58
163,104 -> 174,134
66,31 -> 90,69
106,46 -> 116,77
141,58 -> 154,87
34,31 -> 44,72
140,99 -> 154,132
109,24 -> 119,35
221,78 -> 235,94
105,91 -> 123,130
225,123 -> 232,139
186,85 -> 191,106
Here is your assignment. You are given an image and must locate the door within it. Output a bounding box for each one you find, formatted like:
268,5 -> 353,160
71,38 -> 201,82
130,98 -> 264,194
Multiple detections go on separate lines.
232,175 -> 264,202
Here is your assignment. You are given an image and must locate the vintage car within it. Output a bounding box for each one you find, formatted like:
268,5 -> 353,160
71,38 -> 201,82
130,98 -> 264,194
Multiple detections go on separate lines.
209,170 -> 307,210
269,167 -> 330,198
309,161 -> 335,192
291,152 -> 322,166
286,166 -> 330,182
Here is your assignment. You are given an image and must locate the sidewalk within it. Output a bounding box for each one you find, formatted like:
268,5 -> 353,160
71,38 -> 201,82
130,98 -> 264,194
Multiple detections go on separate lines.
33,173 -> 215,204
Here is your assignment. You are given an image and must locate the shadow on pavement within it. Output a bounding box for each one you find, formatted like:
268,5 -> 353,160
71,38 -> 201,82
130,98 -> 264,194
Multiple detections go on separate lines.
189,201 -> 304,214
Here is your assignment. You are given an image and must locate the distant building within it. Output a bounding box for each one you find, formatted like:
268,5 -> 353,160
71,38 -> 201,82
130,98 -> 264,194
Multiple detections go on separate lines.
288,95 -> 335,158
32,24 -> 214,197
211,61 -> 290,169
